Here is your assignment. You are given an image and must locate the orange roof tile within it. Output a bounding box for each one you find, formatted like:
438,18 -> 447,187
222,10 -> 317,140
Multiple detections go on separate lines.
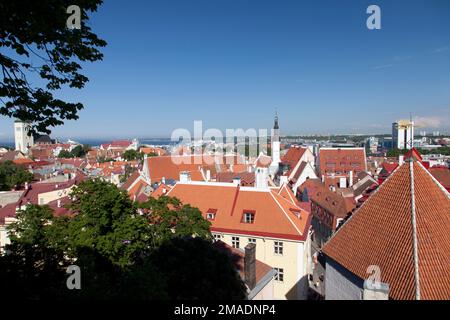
167,182 -> 311,241
319,148 -> 366,176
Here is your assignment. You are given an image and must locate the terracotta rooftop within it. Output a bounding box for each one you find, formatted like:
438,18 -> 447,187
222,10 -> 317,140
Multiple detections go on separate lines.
319,147 -> 366,176
166,182 -> 311,241
323,160 -> 450,300
281,146 -> 307,177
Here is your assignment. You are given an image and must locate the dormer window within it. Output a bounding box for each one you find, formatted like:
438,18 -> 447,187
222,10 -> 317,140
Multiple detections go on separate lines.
206,208 -> 217,220
290,208 -> 302,219
242,210 -> 255,224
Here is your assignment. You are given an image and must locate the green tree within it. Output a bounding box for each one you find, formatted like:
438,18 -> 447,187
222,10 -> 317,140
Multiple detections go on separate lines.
0,180 -> 246,300
0,160 -> 34,190
57,149 -> 73,158
139,196 -> 212,247
0,0 -> 107,134
67,179 -> 151,267
123,149 -> 144,161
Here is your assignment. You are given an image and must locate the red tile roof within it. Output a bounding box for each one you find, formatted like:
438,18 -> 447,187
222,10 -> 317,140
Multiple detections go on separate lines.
167,182 -> 311,241
323,161 -> 450,300
281,146 -> 307,176
319,148 -> 366,176
216,172 -> 255,186
429,167 -> 450,191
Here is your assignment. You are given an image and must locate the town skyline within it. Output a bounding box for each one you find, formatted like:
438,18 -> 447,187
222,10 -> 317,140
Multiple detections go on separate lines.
1,0 -> 449,138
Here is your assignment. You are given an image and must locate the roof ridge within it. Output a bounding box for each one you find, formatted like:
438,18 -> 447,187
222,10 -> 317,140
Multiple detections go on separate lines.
409,159 -> 421,300
269,191 -> 303,236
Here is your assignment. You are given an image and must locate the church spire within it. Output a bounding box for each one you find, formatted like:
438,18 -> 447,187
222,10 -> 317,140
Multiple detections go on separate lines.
274,109 -> 279,130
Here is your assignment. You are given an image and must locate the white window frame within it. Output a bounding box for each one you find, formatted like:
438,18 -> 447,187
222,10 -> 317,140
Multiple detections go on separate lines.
243,212 -> 255,223
274,268 -> 284,282
274,241 -> 283,255
232,236 -> 240,248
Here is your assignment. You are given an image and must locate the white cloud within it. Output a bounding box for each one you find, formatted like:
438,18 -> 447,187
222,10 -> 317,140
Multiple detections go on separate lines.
413,116 -> 446,128
372,64 -> 393,70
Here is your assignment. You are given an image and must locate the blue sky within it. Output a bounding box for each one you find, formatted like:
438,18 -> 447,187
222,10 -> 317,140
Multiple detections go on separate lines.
1,0 -> 450,140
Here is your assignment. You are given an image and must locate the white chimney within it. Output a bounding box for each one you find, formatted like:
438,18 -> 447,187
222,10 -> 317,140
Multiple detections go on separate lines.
162,177 -> 166,185
339,177 -> 346,189
349,170 -> 354,187
255,167 -> 268,189
233,177 -> 241,186
57,199 -> 61,208
279,175 -> 288,186
321,175 -> 324,183
399,155 -> 404,166
179,171 -> 191,183
206,170 -> 211,182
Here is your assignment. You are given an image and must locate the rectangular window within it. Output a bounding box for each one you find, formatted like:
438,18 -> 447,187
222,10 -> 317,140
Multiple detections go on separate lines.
274,268 -> 284,282
213,234 -> 223,241
206,208 -> 217,220
232,236 -> 240,249
242,211 -> 255,224
248,238 -> 256,245
274,241 -> 283,255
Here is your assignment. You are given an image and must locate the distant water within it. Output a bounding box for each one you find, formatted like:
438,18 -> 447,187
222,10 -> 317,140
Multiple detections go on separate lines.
0,138 -> 178,148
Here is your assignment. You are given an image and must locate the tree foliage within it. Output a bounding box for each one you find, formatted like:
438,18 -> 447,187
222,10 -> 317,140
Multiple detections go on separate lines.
123,149 -> 144,161
0,0 -> 107,134
0,160 -> 34,190
0,180 -> 245,300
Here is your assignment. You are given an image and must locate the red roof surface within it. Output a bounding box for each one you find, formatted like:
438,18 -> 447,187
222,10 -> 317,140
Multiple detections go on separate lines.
323,161 -> 450,300
167,182 -> 311,241
281,146 -> 307,176
319,148 -> 366,176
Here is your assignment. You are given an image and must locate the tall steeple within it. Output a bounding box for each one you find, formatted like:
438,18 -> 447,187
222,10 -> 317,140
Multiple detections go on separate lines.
270,109 -> 281,177
273,110 -> 280,142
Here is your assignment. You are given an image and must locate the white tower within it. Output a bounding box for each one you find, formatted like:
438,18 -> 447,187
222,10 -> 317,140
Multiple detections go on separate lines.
14,120 -> 34,154
269,111 -> 280,176
392,119 -> 414,150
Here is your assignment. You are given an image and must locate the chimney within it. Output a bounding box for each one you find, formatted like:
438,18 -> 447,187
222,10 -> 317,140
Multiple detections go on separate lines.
255,167 -> 268,189
24,182 -> 29,190
57,199 -> 61,208
179,171 -> 191,183
349,170 -> 353,187
206,170 -> 211,182
321,175 -> 324,183
162,176 -> 166,185
399,154 -> 404,166
244,243 -> 256,290
233,177 -> 241,186
279,175 -> 288,186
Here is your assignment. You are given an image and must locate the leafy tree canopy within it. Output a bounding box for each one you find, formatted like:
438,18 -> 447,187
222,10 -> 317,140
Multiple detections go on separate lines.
0,160 -> 34,190
0,0 -> 107,134
0,180 -> 245,300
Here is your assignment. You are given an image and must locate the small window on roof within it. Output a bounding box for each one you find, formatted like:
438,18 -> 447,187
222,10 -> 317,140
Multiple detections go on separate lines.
206,208 -> 217,220
242,210 -> 255,224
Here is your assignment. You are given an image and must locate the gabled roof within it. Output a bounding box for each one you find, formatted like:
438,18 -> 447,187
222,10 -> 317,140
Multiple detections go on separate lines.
323,160 -> 450,300
429,166 -> 450,190
281,146 -> 307,177
166,182 -> 311,241
216,172 -> 255,186
319,147 -> 367,175
254,154 -> 272,168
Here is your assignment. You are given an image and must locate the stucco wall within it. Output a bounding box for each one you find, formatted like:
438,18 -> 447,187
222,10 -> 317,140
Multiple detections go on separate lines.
217,233 -> 309,300
325,258 -> 364,300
